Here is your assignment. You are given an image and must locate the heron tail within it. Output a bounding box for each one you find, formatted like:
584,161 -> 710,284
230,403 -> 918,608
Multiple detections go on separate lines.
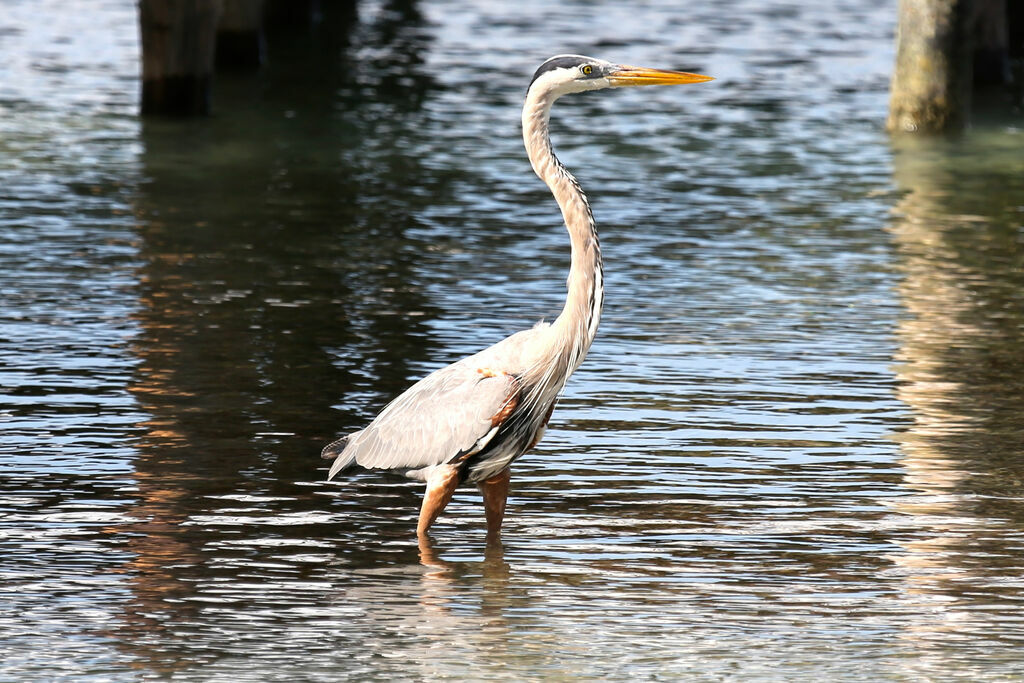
321,433 -> 360,481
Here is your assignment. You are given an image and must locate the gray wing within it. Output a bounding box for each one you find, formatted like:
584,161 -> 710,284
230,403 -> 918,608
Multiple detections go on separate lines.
325,360 -> 519,480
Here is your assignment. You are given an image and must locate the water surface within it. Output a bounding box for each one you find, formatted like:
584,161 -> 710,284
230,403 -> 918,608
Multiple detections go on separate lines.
2,0 -> 1024,679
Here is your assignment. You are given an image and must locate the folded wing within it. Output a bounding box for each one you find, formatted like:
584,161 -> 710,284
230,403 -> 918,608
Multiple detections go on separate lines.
324,362 -> 519,480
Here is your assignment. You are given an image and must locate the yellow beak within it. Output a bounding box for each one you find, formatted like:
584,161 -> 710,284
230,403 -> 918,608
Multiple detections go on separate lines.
607,65 -> 714,87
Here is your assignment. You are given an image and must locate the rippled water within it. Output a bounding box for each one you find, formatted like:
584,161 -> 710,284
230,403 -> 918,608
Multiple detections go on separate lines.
3,0 -> 1024,679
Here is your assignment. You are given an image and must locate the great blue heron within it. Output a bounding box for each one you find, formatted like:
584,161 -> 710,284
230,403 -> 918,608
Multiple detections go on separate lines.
323,54 -> 712,538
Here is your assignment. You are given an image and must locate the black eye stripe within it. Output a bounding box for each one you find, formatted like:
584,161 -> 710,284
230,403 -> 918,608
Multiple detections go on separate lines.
529,55 -> 593,87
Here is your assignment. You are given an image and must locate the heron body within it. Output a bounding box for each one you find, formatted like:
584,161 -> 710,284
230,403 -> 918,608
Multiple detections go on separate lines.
323,55 -> 712,538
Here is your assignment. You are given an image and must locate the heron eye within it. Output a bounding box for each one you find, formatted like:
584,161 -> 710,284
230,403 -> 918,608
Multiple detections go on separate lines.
581,65 -> 593,76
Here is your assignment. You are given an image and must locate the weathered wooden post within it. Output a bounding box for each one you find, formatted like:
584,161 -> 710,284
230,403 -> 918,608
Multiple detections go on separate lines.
139,0 -> 224,115
1010,1 -> 1024,59
264,0 -> 324,29
887,0 -> 972,133
216,0 -> 266,69
972,0 -> 1010,85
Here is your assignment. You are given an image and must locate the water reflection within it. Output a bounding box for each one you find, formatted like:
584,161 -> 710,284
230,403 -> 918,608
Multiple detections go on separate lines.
131,0 -> 441,455
416,536 -> 512,632
890,131 -> 1024,509
320,536 -> 519,679
888,130 -> 1024,672
115,0 -> 449,671
6,0 -> 1024,679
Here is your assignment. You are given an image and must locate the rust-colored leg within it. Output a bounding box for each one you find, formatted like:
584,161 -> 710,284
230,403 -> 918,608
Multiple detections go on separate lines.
418,465 -> 460,537
478,467 -> 511,538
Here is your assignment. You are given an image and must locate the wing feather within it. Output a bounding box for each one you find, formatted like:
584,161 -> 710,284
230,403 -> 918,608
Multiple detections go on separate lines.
326,361 -> 519,479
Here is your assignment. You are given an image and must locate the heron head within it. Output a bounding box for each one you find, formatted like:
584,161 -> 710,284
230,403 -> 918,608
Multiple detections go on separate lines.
528,54 -> 713,99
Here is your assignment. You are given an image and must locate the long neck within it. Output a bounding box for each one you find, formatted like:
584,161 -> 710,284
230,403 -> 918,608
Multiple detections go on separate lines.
522,86 -> 604,374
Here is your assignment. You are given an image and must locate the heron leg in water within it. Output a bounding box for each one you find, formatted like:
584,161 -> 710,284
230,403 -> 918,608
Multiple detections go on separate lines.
478,467 -> 511,537
417,464 -> 460,536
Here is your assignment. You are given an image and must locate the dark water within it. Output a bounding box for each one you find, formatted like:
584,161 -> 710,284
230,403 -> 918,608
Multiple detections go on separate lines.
3,0 -> 1024,679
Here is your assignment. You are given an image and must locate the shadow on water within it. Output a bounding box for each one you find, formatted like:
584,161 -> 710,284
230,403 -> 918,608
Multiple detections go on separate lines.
887,123 -> 1024,665
112,1 -> 462,669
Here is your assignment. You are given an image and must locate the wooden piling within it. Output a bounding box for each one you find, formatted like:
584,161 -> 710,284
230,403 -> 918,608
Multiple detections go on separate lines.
972,0 -> 1010,85
264,0 -> 323,29
139,0 -> 224,116
887,0 -> 971,133
216,0 -> 267,69
888,0 -> 1021,132
1010,1 -> 1024,59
